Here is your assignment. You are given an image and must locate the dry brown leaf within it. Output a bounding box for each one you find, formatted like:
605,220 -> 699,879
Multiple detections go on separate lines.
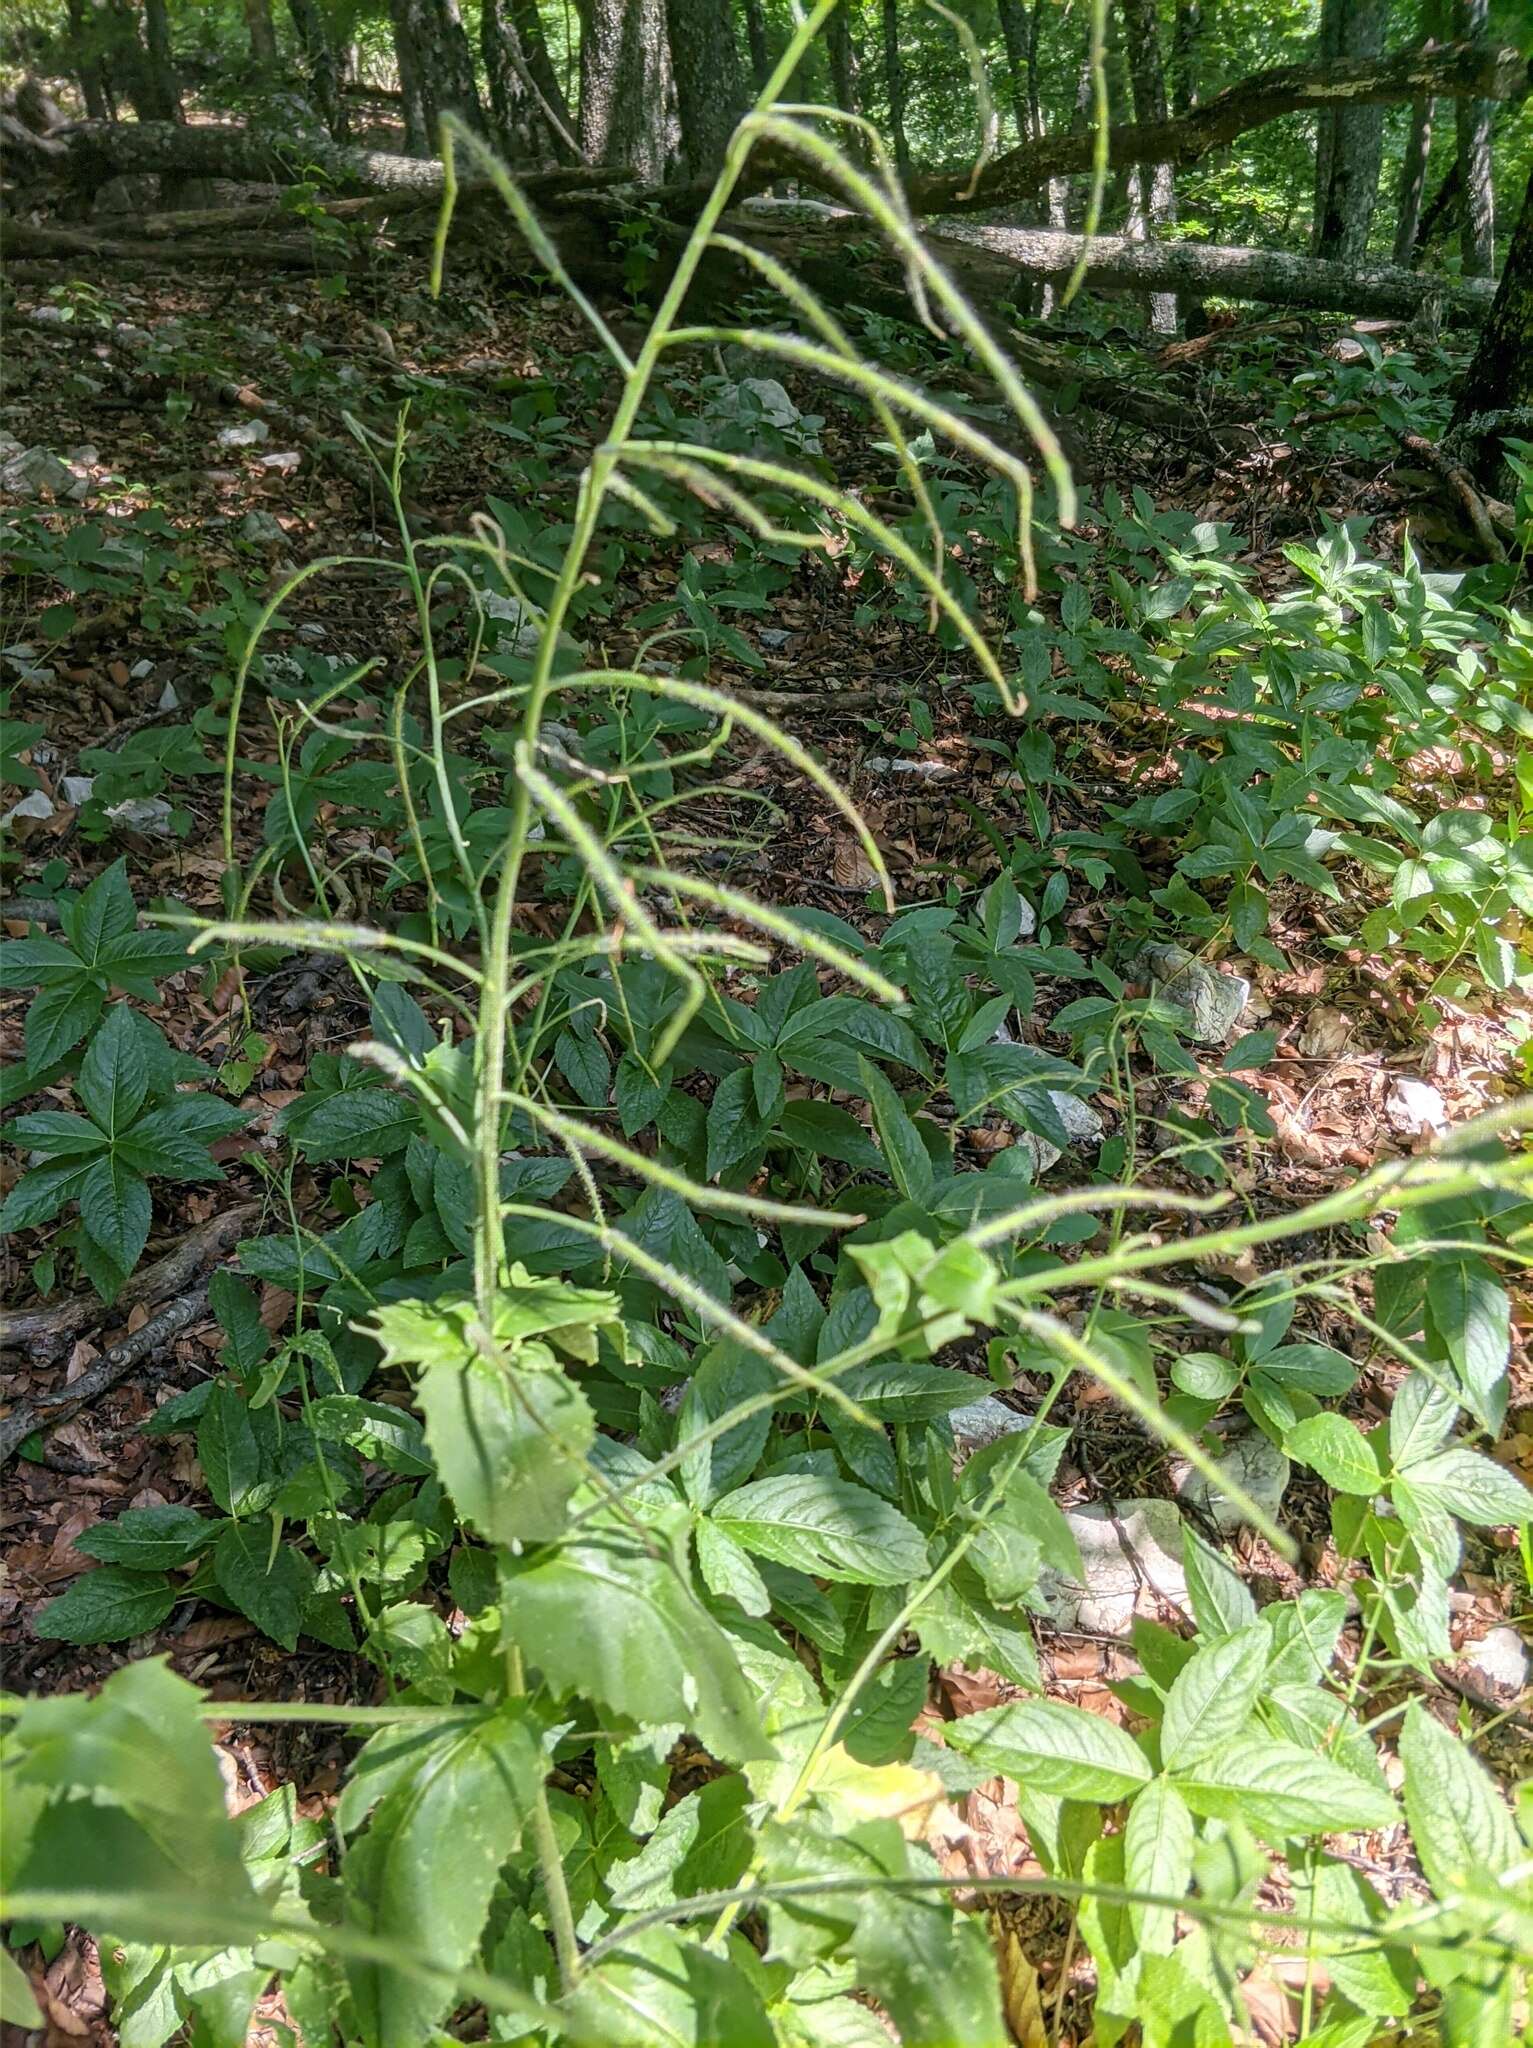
1297,1003 -> 1353,1060
995,1925 -> 1048,2048
831,837 -> 879,890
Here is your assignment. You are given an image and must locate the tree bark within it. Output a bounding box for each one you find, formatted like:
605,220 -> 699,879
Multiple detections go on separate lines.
65,0 -> 113,119
666,0 -> 745,178
826,0 -> 866,161
141,0 -> 180,121
1452,164 -> 1533,469
741,0 -> 769,90
243,0 -> 278,66
1118,0 -> 1177,333
388,0 -> 485,147
1455,0 -> 1494,275
482,0 -> 578,160
907,37 -> 1526,216
994,0 -> 1033,144
1169,0 -> 1207,114
513,0 -> 574,140
1394,1 -> 1440,265
578,0 -> 671,179
881,0 -> 909,178
286,0 -> 347,137
1312,0 -> 1388,263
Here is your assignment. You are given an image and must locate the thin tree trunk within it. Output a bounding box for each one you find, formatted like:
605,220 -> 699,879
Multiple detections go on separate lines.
881,0 -> 909,179
243,0 -> 278,66
286,0 -> 347,136
826,0 -> 866,162
1394,2 -> 1441,265
740,0 -> 769,90
1169,0 -> 1206,114
512,0 -> 574,138
1455,0 -> 1494,275
995,0 -> 1032,145
1452,165 -> 1533,477
388,0 -> 485,143
578,0 -> 670,179
1118,0 -> 1177,332
66,0 -> 112,118
1313,0 -> 1389,263
665,0 -> 745,177
141,0 -> 180,120
482,0 -> 543,158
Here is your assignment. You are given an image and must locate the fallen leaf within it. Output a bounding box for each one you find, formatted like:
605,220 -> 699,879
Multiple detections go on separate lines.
995,1925 -> 1048,2048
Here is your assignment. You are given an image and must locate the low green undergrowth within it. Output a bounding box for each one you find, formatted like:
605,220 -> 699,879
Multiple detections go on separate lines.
3,25 -> 1532,2048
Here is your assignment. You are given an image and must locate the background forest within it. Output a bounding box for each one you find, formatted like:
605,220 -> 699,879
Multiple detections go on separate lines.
2,2 -> 1533,2046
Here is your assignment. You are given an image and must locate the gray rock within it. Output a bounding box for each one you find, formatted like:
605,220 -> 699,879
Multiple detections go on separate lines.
1387,1077 -> 1447,1135
758,627 -> 792,649
113,322 -> 154,350
1014,1088 -> 1105,1176
1171,1424 -> 1288,1534
258,450 -> 302,474
1134,943 -> 1250,1043
61,775 -> 95,807
296,621 -> 327,643
1042,1499 -> 1192,1635
130,657 -> 155,680
240,510 -> 285,546
0,432 -> 25,462
67,445 -> 99,468
0,446 -> 77,499
1456,1625 -> 1527,1702
156,680 -> 181,711
949,1395 -> 1038,1452
1,789 -> 55,826
865,757 -> 960,782
105,796 -> 175,835
217,419 -> 271,449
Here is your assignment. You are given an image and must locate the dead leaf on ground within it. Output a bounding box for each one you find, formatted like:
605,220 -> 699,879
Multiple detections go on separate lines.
1297,1003 -> 1353,1059
995,1924 -> 1048,2048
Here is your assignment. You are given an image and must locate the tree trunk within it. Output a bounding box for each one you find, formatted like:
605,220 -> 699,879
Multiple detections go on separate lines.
995,0 -> 1032,145
1394,2 -> 1441,265
666,0 -> 745,178
1455,0 -> 1494,275
741,0 -> 769,90
881,0 -> 909,178
388,0 -> 485,147
1118,0 -> 1177,333
1313,0 -> 1388,263
243,0 -> 278,66
512,0 -> 574,140
66,0 -> 113,119
286,0 -> 347,137
1169,0 -> 1206,114
482,0 -> 577,160
826,0 -> 866,161
139,0 -> 179,120
1452,165 -> 1533,473
578,0 -> 671,180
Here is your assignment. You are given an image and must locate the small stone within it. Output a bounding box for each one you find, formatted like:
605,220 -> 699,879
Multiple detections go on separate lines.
296,621 -> 327,643
257,450 -> 302,474
0,432 -> 24,462
105,796 -> 175,834
948,1395 -> 1038,1452
156,680 -> 181,711
1171,1424 -> 1289,1534
130,657 -> 155,679
113,322 -> 154,349
758,627 -> 792,649
1014,1088 -> 1105,1176
30,305 -> 69,325
1387,1076 -> 1447,1135
217,419 -> 271,449
240,510 -> 285,546
2,789 -> 55,825
1042,1499 -> 1192,1636
1134,942 -> 1250,1043
1456,1625 -> 1527,1701
0,447 -> 77,498
66,445 -> 99,468
866,757 -> 960,782
61,776 -> 95,807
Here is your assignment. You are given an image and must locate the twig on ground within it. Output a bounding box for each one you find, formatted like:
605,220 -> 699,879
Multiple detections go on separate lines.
1397,430 -> 1508,561
0,1288 -> 215,1463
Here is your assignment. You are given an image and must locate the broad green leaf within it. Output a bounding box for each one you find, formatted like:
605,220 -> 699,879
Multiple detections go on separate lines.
8,1110 -> 107,1159
1311,1859 -> 1413,2019
114,1099 -> 246,1180
852,1882 -> 1008,2048
65,857 -> 137,964
284,1083 -> 418,1161
553,1027 -> 611,1108
1284,1413 -> 1382,1495
1257,1342 -> 1357,1394
1426,1256 -> 1509,1429
710,1474 -> 929,1585
0,1156 -> 99,1234
418,1355 -> 595,1546
605,1776 -> 754,1910
858,1055 -> 934,1201
695,1516 -> 772,1616
74,1506 -> 220,1571
500,1529 -> 769,1761
1261,1587 -> 1347,1686
1160,1624 -> 1268,1769
777,1099 -> 887,1173
309,1394 -> 431,1475
77,1003 -> 149,1136
1123,1776 -> 1194,1955
77,1154 -> 151,1276
1388,1369 -> 1459,1469
33,1566 -> 177,1644
1173,1736 -> 1395,1839
213,1523 -> 315,1652
345,1703 -> 545,2048
1399,1445 -> 1533,1527
706,1064 -> 769,1180
564,1928 -> 774,2048
1399,1699 -> 1520,1896
23,978 -> 102,1067
1181,1525 -> 1257,1639
678,1342 -> 776,1508
945,1699 -> 1152,1802
0,1947 -> 39,2028
209,1269 -> 272,1380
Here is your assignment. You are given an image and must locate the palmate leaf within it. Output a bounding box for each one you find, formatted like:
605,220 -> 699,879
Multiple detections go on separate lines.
344,1703 -> 545,2048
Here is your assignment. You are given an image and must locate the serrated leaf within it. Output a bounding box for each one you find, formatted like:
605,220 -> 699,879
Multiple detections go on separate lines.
1387,1370 -> 1459,1468
1285,1413 -> 1382,1495
564,1927 -> 774,2048
711,1474 -> 928,1585
418,1356 -> 594,1546
0,1156 -> 98,1234
283,1083 -> 418,1161
858,1055 -> 934,1201
1123,1776 -> 1194,1955
1426,1256 -> 1510,1430
34,1566 -> 177,1644
553,1027 -> 611,1108
9,1110 -> 107,1159
75,1506 -> 220,1570
77,1003 -> 149,1135
213,1523 -> 315,1651
77,1154 -> 150,1276
1401,1445 -> 1533,1527
1181,1525 -> 1257,1639
945,1699 -> 1152,1802
500,1528 -> 769,1762
24,977 -> 104,1067
1173,1736 -> 1395,1838
208,1269 -> 271,1380
1160,1624 -> 1268,1769
345,1704 -> 545,2048
705,1064 -> 769,1180
1399,1698 -> 1520,1896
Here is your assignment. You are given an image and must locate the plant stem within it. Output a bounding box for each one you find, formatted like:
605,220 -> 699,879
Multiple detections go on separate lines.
505,1639 -> 582,1994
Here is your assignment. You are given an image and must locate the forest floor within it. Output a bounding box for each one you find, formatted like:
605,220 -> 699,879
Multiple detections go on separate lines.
2,249 -> 1531,2042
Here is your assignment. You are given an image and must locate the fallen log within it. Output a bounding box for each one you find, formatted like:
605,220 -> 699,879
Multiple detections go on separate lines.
925,221 -> 1497,323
